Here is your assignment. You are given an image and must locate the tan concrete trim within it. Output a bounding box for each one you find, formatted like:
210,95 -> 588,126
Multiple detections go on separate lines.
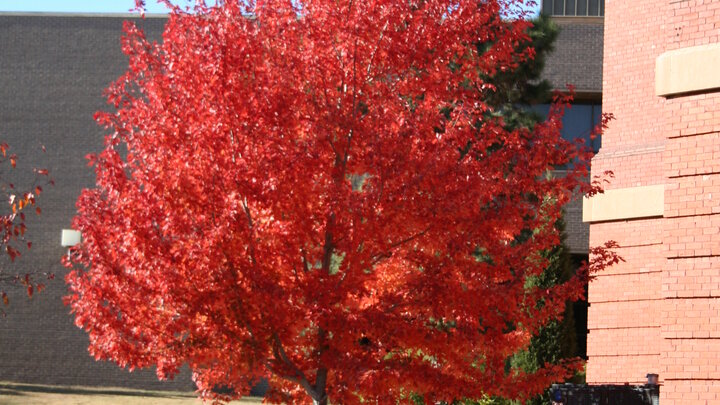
656,43 -> 720,97
583,185 -> 664,222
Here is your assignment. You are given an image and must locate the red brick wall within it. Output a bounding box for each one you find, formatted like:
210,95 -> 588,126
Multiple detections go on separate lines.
587,0 -> 667,385
661,1 -> 720,402
587,219 -> 664,384
593,0 -> 720,402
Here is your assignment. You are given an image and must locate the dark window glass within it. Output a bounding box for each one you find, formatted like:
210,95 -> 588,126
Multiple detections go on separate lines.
543,0 -> 602,16
588,0 -> 599,16
576,0 -> 587,15
543,0 -> 553,15
591,104 -> 602,151
565,0 -> 576,15
529,103 -> 602,153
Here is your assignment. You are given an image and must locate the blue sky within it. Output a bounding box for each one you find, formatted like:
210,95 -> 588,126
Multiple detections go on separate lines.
0,0 -> 539,15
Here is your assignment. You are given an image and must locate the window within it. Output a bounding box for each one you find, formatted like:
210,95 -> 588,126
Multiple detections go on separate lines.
530,103 -> 602,153
542,0 -> 605,17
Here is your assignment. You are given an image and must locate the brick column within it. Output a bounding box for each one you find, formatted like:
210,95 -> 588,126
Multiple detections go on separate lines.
588,0 -> 720,403
658,1 -> 720,402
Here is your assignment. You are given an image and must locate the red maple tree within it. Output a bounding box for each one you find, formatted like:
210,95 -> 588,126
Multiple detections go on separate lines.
66,1 -> 617,403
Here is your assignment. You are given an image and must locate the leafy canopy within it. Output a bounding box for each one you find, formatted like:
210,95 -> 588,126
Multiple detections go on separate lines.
66,1 -> 616,403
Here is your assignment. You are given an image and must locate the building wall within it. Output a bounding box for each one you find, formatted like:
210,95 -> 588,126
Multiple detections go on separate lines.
588,0 -> 720,402
544,17 -> 604,95
0,14 -> 194,391
586,0 -> 666,384
565,197 -> 589,254
542,18 -> 604,254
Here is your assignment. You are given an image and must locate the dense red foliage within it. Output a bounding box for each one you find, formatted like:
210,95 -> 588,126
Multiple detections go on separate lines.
66,1 -> 617,403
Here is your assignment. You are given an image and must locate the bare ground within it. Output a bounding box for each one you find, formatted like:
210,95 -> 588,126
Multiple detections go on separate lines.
0,381 -> 264,404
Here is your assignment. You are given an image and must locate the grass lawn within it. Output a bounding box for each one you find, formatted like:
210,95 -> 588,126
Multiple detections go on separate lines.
0,381 -> 264,404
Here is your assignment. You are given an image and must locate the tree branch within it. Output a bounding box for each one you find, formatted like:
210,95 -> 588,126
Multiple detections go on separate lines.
371,227 -> 431,265
301,248 -> 310,273
271,333 -> 320,400
241,199 -> 259,267
320,213 -> 335,274
366,20 -> 389,77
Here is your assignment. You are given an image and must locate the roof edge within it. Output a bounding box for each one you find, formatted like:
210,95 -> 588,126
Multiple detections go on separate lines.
0,12 -> 168,18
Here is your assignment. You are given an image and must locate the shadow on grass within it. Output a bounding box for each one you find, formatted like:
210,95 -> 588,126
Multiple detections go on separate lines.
0,387 -> 27,396
0,382 -> 193,399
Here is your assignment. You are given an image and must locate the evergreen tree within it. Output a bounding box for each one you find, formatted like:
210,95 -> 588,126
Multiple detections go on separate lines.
484,14 -> 559,130
507,218 -> 578,405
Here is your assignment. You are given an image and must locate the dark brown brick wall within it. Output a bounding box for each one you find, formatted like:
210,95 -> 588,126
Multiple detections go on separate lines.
565,197 -> 588,254
543,17 -> 604,254
0,14 -> 194,391
543,18 -> 604,94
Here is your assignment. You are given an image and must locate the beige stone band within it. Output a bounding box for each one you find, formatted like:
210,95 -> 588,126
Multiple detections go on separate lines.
583,185 -> 664,222
656,43 -> 720,97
